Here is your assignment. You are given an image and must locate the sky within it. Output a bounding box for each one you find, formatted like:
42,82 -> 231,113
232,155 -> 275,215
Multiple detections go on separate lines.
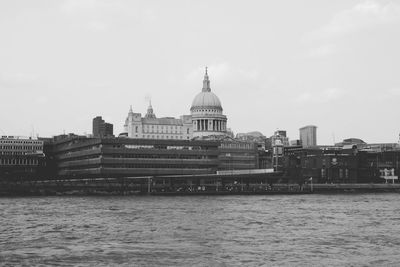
0,0 -> 399,145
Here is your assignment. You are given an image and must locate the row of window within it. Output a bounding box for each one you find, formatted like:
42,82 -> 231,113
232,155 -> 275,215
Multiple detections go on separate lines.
321,168 -> 349,179
0,151 -> 38,155
0,158 -> 38,165
105,164 -> 215,169
142,129 -> 182,134
109,154 -> 216,160
56,145 -> 101,156
144,124 -> 181,129
135,126 -> 190,135
136,125 -> 183,133
123,145 -> 208,151
0,146 -> 42,150
220,143 -> 254,150
192,109 -> 221,114
110,144 -> 213,151
0,140 -> 42,145
59,164 -> 215,171
134,135 -> 190,140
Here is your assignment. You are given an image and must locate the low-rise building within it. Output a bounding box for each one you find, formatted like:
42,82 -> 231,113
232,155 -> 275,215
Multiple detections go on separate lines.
284,145 -> 400,184
44,134 -> 261,179
0,136 -> 45,180
49,136 -> 220,178
218,140 -> 259,171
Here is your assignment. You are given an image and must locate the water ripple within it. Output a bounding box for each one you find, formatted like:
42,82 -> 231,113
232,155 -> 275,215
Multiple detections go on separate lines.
1,194 -> 400,266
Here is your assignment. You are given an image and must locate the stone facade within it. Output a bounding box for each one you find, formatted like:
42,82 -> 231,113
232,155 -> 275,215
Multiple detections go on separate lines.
124,104 -> 193,140
190,68 -> 227,138
124,68 -> 228,140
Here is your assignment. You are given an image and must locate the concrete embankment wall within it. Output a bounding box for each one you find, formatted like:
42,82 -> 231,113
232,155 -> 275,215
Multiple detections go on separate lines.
1,180 -> 400,196
312,183 -> 400,193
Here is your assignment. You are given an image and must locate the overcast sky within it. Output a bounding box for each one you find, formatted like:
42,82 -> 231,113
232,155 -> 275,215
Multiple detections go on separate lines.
0,0 -> 399,144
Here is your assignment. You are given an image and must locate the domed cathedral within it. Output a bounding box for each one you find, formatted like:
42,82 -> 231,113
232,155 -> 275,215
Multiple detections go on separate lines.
122,68 -> 227,140
191,68 -> 228,138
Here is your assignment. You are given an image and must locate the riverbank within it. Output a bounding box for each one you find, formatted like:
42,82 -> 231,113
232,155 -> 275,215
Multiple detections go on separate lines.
1,183 -> 399,196
311,183 -> 400,193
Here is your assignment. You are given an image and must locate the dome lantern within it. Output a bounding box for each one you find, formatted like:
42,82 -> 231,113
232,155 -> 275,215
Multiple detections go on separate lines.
190,68 -> 223,112
202,67 -> 211,92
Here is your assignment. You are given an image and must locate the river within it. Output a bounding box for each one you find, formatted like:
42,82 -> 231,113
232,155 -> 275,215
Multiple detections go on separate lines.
1,194 -> 400,266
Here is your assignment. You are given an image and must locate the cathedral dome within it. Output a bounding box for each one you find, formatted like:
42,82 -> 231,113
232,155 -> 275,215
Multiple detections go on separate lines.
190,67 -> 228,138
191,91 -> 222,110
190,67 -> 223,112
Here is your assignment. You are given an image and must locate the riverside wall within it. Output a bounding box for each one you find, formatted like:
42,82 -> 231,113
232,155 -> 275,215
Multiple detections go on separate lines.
1,178 -> 400,196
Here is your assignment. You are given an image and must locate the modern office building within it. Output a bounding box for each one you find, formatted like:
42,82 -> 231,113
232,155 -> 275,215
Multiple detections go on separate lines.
299,125 -> 317,148
290,140 -> 301,146
50,136 -> 220,178
0,136 -> 45,179
45,133 -> 260,179
93,116 -> 114,137
218,140 -> 259,171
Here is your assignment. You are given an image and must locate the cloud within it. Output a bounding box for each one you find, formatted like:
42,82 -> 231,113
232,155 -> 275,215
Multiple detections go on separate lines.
61,0 -> 119,15
86,20 -> 109,31
294,88 -> 346,104
140,8 -> 157,23
0,72 -> 40,88
306,44 -> 336,58
302,1 -> 400,59
306,0 -> 400,41
60,0 -> 119,31
60,0 -> 157,32
35,96 -> 49,105
184,63 -> 260,86
388,88 -> 400,96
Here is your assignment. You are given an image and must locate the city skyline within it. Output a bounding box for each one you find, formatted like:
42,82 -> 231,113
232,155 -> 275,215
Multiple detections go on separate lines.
1,0 -> 399,144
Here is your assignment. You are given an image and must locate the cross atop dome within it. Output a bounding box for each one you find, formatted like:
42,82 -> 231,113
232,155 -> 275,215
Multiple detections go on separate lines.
202,66 -> 211,92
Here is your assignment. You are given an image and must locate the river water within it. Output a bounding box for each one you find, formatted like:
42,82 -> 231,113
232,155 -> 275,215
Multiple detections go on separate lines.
1,194 -> 400,266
